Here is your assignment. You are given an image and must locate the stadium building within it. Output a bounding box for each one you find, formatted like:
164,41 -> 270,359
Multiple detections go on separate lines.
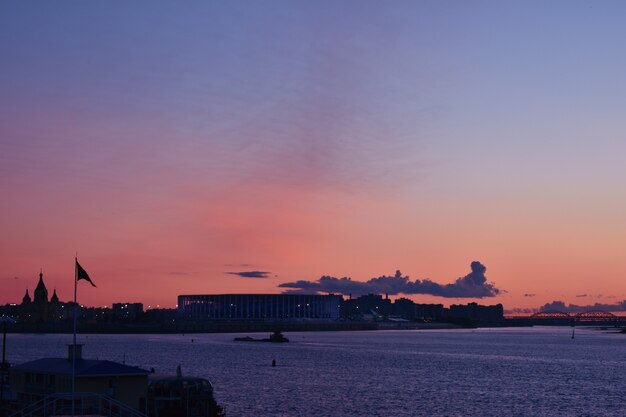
178,294 -> 342,320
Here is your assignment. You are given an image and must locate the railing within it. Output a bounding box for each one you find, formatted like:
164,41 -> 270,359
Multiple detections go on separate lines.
9,392 -> 147,417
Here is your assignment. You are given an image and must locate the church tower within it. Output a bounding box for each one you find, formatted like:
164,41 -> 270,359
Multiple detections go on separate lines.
33,271 -> 49,322
20,289 -> 33,322
22,289 -> 32,304
49,288 -> 61,322
34,271 -> 48,304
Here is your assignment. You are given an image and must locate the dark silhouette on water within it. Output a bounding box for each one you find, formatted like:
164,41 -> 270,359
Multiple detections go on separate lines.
234,330 -> 289,343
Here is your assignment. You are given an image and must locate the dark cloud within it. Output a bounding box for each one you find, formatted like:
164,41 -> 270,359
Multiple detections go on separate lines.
169,271 -> 189,276
524,293 -> 536,297
281,288 -> 316,295
227,271 -> 271,279
539,300 -> 567,312
539,300 -> 626,313
279,261 -> 499,298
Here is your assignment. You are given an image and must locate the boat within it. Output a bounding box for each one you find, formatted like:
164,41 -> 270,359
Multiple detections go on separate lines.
234,330 -> 289,343
148,372 -> 225,417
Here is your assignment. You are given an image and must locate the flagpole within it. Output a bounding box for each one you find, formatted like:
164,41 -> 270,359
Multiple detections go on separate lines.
73,256 -> 78,345
69,256 -> 95,416
72,256 -> 77,416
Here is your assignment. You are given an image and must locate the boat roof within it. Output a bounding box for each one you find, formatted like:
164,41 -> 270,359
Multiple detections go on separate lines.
149,374 -> 211,384
12,358 -> 150,377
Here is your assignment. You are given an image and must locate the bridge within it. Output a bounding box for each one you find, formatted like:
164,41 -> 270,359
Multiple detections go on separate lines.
508,310 -> 623,326
530,310 -> 618,321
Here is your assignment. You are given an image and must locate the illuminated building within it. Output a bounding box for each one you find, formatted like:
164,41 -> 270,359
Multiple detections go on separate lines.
178,294 -> 342,320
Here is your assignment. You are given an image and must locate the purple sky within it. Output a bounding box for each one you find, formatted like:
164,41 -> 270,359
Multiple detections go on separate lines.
2,1 -> 626,309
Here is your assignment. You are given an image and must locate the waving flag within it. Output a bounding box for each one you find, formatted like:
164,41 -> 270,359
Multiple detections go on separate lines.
76,260 -> 96,287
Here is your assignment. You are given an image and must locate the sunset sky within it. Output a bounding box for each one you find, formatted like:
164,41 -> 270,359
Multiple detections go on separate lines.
2,1 -> 626,312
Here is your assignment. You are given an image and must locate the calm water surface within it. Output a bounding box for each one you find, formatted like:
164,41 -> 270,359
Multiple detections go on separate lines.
6,327 -> 626,416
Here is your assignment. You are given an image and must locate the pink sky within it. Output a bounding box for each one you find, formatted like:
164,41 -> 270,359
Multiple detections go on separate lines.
2,1 -> 626,311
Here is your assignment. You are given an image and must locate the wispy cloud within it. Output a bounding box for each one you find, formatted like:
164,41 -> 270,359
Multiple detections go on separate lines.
227,271 -> 271,279
279,261 -> 499,298
169,271 -> 189,276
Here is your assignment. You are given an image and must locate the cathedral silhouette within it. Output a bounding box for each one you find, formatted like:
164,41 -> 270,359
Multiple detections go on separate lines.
19,271 -> 67,322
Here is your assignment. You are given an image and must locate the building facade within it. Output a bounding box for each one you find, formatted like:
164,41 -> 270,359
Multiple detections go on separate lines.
178,294 -> 342,320
448,302 -> 504,325
112,302 -> 144,320
9,345 -> 150,411
340,294 -> 392,318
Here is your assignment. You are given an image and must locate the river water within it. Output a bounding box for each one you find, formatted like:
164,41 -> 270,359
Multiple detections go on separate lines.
6,327 -> 626,416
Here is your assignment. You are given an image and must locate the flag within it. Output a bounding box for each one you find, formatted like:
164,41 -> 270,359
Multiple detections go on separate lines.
76,260 -> 96,287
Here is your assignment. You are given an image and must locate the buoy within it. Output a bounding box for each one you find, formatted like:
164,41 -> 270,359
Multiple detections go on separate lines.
272,359 -> 276,367
191,339 -> 194,343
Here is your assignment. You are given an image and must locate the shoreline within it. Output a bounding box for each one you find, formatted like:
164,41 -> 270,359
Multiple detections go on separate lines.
4,320 -> 478,334
4,319 -> 622,334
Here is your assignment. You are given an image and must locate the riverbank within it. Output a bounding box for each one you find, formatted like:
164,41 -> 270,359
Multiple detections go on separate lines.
6,319 -> 623,334
4,320 -> 474,334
